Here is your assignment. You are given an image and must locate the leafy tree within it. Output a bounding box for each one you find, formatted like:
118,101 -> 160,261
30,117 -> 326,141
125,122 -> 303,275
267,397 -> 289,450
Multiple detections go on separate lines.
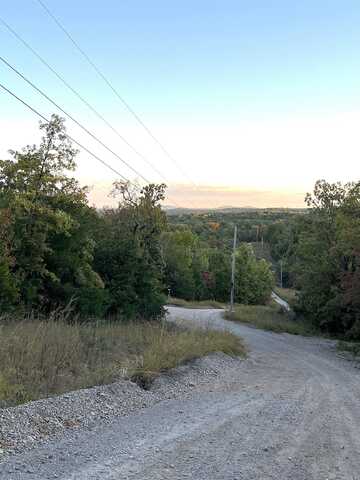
94,182 -> 167,319
0,115 -> 105,314
234,244 -> 274,305
207,249 -> 231,302
162,227 -> 199,300
294,180 -> 360,336
161,226 -> 211,301
0,208 -> 18,310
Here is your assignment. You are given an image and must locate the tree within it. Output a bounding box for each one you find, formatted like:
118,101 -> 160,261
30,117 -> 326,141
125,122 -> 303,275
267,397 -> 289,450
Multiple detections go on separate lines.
207,249 -> 231,302
0,115 -> 106,314
234,244 -> 274,305
294,180 -> 360,336
0,208 -> 18,310
94,182 -> 167,319
161,226 -> 212,301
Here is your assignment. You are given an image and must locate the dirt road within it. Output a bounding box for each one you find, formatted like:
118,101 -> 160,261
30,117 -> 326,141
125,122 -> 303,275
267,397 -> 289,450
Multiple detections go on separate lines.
1,306 -> 360,479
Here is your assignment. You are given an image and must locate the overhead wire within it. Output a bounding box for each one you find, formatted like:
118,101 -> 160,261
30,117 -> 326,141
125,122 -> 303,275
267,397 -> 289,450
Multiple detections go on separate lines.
0,81 -> 129,182
0,55 -> 151,184
0,79 -> 184,209
0,16 -> 169,185
34,0 -> 198,188
0,16 -> 192,209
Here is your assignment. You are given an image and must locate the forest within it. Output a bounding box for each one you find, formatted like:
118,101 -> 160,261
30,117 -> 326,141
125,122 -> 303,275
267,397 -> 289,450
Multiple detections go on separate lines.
1,115 -> 360,341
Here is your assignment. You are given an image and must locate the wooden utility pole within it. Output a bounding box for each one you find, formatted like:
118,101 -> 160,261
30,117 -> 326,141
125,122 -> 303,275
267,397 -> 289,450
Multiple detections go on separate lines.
230,225 -> 237,313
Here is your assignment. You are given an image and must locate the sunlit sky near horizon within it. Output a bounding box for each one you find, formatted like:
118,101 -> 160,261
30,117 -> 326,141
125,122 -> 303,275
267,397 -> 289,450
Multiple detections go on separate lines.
1,0 -> 360,208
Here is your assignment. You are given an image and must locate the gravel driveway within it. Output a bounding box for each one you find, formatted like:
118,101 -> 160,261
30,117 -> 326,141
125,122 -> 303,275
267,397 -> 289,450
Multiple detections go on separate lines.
1,306 -> 360,479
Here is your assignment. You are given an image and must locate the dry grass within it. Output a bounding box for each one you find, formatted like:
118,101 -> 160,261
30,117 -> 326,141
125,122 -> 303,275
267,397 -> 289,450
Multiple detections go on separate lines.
0,314 -> 244,406
133,324 -> 245,387
225,303 -> 314,336
273,287 -> 298,307
168,297 -> 225,309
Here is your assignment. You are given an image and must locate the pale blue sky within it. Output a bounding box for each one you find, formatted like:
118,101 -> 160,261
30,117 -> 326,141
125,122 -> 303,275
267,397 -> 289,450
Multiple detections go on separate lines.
1,1 -> 360,206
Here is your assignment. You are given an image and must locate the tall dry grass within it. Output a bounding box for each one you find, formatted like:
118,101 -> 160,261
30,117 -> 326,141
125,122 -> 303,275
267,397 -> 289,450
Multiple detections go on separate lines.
0,313 -> 245,406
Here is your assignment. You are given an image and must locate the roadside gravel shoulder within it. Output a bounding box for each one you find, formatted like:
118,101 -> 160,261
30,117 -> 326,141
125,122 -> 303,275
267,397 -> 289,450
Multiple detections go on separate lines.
0,352 -> 244,459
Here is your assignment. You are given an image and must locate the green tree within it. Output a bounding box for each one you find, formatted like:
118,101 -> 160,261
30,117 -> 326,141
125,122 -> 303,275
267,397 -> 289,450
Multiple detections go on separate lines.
235,244 -> 274,305
294,180 -> 360,336
0,208 -> 18,310
94,182 -> 167,319
0,115 -> 106,314
207,250 -> 231,302
161,226 -> 210,301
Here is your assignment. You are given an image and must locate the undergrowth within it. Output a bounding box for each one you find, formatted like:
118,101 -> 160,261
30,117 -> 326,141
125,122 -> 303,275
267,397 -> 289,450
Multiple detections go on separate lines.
225,303 -> 315,336
337,341 -> 360,357
273,287 -> 298,307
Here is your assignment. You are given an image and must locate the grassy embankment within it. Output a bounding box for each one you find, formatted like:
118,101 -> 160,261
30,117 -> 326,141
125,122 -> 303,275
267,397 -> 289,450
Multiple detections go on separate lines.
0,314 -> 245,407
225,302 -> 315,336
337,341 -> 360,357
168,297 -> 225,309
273,287 -> 298,307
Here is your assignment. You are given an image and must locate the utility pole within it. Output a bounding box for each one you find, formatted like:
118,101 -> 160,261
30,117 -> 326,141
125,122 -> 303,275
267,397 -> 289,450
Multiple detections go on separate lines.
230,225 -> 237,313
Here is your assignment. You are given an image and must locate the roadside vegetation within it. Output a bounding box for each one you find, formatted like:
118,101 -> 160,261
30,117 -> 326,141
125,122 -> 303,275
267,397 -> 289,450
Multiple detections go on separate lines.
168,297 -> 225,309
265,180 -> 360,340
0,313 -> 245,407
1,114 -> 359,409
337,341 -> 360,357
273,287 -> 298,307
225,303 -> 315,336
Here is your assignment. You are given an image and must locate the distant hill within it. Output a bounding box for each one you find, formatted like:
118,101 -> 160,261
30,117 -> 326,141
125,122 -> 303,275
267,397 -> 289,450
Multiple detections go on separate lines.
165,206 -> 307,215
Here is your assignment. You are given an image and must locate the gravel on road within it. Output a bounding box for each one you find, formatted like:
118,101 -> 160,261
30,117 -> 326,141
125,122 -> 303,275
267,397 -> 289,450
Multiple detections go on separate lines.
1,306 -> 360,479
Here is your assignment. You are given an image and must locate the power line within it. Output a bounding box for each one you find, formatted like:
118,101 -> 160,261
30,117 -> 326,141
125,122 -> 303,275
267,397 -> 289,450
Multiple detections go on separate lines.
0,16 -> 169,185
0,55 -> 151,184
0,16 -> 193,209
0,81 -> 185,209
0,81 -> 129,182
35,0 -> 198,188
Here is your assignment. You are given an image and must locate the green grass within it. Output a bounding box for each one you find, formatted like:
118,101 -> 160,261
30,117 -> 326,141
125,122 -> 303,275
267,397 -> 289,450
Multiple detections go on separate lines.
337,341 -> 360,357
273,287 -> 298,307
0,313 -> 245,406
225,303 -> 314,336
168,297 -> 225,309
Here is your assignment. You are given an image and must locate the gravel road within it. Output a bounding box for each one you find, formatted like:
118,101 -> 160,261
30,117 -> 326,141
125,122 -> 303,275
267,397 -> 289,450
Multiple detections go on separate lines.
1,306 -> 360,479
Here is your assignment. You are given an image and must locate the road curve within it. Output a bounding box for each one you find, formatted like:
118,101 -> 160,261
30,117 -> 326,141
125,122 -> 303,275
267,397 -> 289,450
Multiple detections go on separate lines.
271,291 -> 291,311
1,307 -> 360,479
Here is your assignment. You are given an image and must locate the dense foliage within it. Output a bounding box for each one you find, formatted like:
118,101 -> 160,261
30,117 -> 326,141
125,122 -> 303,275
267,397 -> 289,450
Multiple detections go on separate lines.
293,181 -> 360,337
94,182 -> 167,319
5,116 -> 358,336
0,116 -> 167,319
162,225 -> 274,305
263,180 -> 360,338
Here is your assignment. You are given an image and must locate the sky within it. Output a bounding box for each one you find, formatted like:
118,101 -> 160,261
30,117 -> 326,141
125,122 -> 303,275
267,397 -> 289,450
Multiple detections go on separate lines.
1,0 -> 360,208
